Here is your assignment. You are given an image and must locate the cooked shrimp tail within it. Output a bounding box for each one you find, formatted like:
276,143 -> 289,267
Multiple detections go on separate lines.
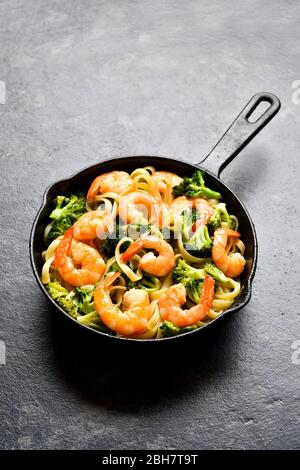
103,271 -> 121,289
120,236 -> 148,263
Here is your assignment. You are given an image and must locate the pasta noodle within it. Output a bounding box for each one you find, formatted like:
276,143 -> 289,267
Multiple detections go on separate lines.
42,166 -> 246,339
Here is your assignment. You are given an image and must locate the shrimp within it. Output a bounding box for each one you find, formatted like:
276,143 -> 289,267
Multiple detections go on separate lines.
158,276 -> 215,327
87,171 -> 132,199
119,191 -> 170,228
212,228 -> 246,278
193,198 -> 214,223
152,171 -> 183,192
118,191 -> 158,224
94,272 -> 152,336
170,196 -> 191,217
120,235 -> 175,277
171,196 -> 214,225
54,227 -> 105,286
73,210 -> 113,240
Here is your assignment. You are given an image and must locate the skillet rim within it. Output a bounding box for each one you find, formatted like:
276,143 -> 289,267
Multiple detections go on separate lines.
29,155 -> 258,343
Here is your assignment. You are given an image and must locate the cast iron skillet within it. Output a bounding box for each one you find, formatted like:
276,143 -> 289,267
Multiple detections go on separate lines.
30,92 -> 280,343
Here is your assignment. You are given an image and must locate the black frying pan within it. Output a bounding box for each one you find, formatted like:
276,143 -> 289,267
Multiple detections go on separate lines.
30,92 -> 280,343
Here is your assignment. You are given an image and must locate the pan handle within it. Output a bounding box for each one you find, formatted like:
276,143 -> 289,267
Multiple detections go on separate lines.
198,92 -> 281,177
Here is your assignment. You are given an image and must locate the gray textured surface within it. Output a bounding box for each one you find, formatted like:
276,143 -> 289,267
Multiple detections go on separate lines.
1,0 -> 300,450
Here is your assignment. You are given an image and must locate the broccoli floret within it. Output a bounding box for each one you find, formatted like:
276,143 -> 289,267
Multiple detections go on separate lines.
184,279 -> 204,304
75,285 -> 96,314
47,217 -> 74,242
181,210 -> 193,242
173,259 -> 206,304
207,203 -> 235,232
160,321 -> 197,337
46,281 -> 113,329
57,296 -> 79,318
77,311 -> 115,334
46,282 -> 79,318
191,208 -> 199,223
204,262 -> 230,284
173,178 -> 191,197
173,258 -> 206,283
128,273 -> 161,293
101,220 -> 150,258
101,238 -> 118,258
46,281 -> 69,300
75,286 -> 116,332
108,261 -> 121,273
47,193 -> 86,243
49,193 -> 86,221
180,208 -> 200,243
101,218 -> 128,257
185,225 -> 213,257
49,196 -> 67,220
173,170 -> 221,199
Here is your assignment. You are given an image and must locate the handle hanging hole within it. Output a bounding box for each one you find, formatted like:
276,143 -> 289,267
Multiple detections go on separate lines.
246,100 -> 272,123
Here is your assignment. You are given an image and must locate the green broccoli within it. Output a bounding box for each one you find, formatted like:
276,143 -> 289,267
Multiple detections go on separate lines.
160,321 -> 197,337
185,224 -> 213,258
47,217 -> 73,242
180,210 -> 192,242
185,278 -> 204,304
46,281 -> 115,332
47,281 -> 114,331
77,311 -> 115,334
180,205 -> 212,258
173,170 -> 222,199
46,282 -> 79,318
57,296 -> 79,318
101,237 -> 119,258
207,203 -> 235,232
49,193 -> 86,221
173,258 -> 206,304
101,218 -> 128,257
173,258 -> 206,283
75,285 -> 96,314
101,220 -> 152,258
47,193 -> 86,243
75,286 -> 116,333
128,273 -> 161,293
204,262 -> 230,284
108,261 -> 121,273
179,208 -> 200,244
46,281 -> 69,300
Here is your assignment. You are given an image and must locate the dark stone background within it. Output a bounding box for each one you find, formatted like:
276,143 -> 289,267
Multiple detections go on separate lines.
0,0 -> 299,450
